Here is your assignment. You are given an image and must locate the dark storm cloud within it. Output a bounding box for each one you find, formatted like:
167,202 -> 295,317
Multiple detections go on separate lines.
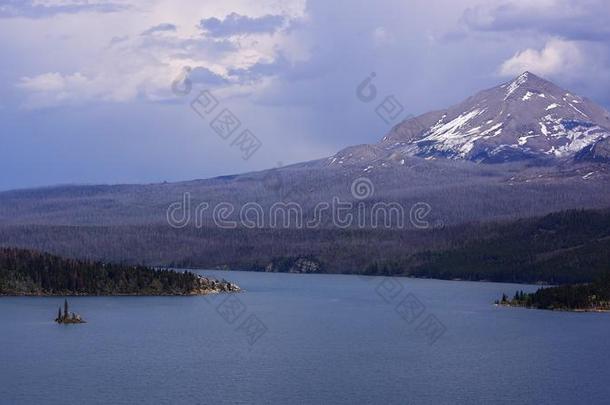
199,13 -> 286,37
462,0 -> 610,41
141,23 -> 177,36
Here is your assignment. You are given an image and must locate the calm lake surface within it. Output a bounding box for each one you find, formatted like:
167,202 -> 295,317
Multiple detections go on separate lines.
1,271 -> 609,405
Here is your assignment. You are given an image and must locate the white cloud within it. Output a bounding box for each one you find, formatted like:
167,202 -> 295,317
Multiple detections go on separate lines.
11,0 -> 308,109
18,72 -> 99,108
458,0 -> 610,104
499,38 -> 584,77
498,37 -> 610,105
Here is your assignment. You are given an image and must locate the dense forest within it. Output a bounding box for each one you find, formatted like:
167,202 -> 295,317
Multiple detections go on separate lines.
0,209 -> 609,284
373,209 -> 610,283
0,248 -> 237,296
498,272 -> 610,311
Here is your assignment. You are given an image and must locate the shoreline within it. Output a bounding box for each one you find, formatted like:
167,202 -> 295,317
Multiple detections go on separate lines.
0,277 -> 241,297
0,291 -> 239,297
496,302 -> 610,313
188,267 -> 551,287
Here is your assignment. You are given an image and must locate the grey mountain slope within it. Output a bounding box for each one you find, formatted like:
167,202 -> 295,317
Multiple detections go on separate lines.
1,73 -> 610,229
329,72 -> 610,166
576,136 -> 610,162
1,157 -> 609,227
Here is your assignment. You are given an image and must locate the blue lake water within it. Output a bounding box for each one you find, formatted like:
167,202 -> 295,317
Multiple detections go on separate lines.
1,271 -> 609,405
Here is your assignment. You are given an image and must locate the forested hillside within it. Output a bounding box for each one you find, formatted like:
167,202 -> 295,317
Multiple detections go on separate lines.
1,209 -> 609,284
393,209 -> 610,283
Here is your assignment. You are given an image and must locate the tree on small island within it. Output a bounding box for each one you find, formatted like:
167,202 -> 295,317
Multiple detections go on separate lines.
55,299 -> 86,324
495,293 -> 509,305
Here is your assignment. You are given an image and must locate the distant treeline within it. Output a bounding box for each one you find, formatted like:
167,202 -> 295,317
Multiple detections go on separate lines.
1,209 -> 609,284
0,248 -> 205,296
370,209 -> 610,284
499,272 -> 610,311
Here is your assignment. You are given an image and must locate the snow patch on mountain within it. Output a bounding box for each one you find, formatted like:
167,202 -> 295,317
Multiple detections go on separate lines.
329,72 -> 610,166
426,109 -> 483,140
505,72 -> 529,100
518,134 -> 538,146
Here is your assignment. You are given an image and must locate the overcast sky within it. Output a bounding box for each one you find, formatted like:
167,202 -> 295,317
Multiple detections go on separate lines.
1,0 -> 610,190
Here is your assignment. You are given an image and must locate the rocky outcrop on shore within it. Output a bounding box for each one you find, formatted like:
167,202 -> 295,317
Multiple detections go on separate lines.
192,276 -> 241,295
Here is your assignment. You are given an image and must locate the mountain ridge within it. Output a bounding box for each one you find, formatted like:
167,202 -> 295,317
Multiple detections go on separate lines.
329,72 -> 610,167
1,73 -> 610,230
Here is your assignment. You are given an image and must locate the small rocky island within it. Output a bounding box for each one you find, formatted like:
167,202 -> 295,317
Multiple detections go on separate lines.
0,247 -> 240,296
55,299 -> 86,324
496,273 -> 610,312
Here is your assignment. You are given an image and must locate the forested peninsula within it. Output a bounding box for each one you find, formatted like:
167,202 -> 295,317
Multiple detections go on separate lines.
0,248 -> 239,296
497,273 -> 610,312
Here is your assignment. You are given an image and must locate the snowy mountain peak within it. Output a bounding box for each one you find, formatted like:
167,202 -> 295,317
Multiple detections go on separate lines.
330,73 -> 610,166
503,71 -> 532,100
501,71 -> 564,103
